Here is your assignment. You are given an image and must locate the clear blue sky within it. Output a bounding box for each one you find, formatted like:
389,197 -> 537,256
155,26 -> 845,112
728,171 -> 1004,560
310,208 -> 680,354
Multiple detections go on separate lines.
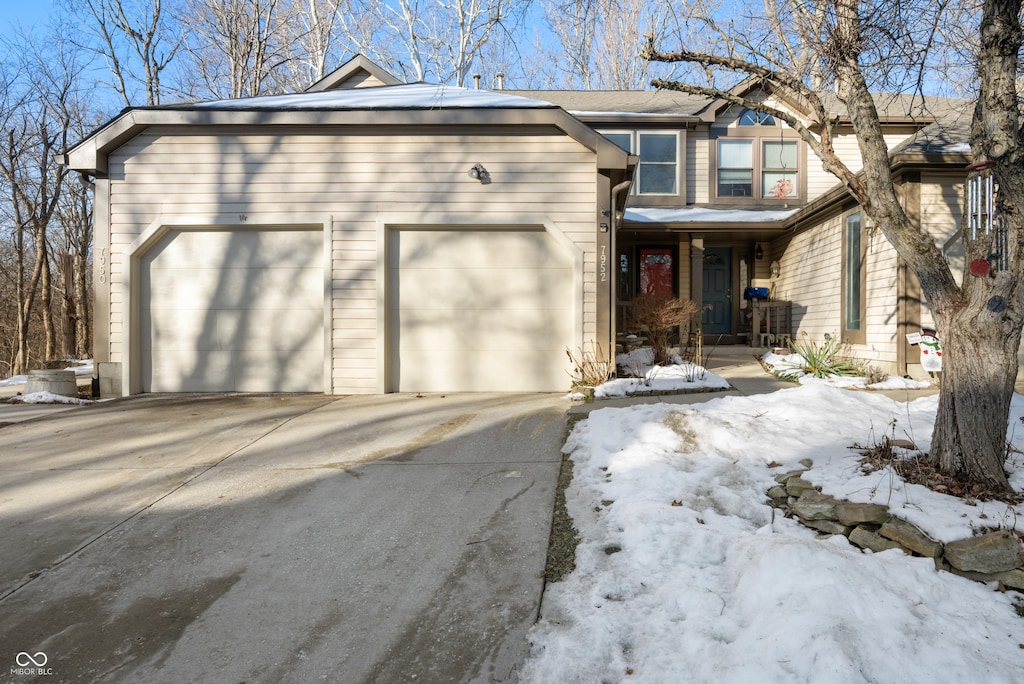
0,0 -> 56,31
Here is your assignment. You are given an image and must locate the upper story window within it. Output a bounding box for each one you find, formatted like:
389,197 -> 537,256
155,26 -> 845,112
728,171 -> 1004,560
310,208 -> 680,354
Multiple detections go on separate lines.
718,140 -> 753,197
739,109 -> 776,126
600,130 -> 679,196
762,140 -> 798,198
715,136 -> 800,201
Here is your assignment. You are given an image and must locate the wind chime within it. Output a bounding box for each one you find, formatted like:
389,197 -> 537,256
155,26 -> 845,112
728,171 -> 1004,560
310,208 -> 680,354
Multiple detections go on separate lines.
965,160 -> 1009,278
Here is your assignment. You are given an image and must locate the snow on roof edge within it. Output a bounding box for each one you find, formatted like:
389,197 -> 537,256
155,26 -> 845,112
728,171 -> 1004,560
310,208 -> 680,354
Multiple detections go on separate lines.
624,207 -> 800,224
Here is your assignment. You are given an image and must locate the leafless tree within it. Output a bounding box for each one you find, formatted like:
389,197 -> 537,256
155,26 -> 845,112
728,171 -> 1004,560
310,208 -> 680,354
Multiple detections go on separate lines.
0,34 -> 88,373
352,0 -> 530,87
644,0 -> 1024,490
180,0 -> 290,98
60,0 -> 183,107
544,0 -> 683,89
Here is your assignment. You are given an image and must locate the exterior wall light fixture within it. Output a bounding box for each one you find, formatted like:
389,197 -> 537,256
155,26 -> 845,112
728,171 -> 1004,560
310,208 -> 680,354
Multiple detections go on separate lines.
468,163 -> 491,183
755,243 -> 764,260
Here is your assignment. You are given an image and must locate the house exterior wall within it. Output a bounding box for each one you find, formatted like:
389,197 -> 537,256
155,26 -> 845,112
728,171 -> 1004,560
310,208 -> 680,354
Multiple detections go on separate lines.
771,213 -> 843,341
771,171 -> 971,377
101,124 -> 602,394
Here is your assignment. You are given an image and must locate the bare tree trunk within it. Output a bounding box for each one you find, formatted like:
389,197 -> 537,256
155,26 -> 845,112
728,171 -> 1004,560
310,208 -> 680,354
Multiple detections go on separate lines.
931,309 -> 1019,489
38,232 -> 54,361
61,250 -> 76,358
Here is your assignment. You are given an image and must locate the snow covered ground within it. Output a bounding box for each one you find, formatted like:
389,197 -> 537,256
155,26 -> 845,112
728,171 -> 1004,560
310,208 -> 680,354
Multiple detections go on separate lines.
523,384 -> 1024,683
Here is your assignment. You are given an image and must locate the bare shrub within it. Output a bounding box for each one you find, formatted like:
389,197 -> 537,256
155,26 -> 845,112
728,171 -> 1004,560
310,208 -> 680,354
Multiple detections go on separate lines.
566,341 -> 614,394
627,295 -> 700,365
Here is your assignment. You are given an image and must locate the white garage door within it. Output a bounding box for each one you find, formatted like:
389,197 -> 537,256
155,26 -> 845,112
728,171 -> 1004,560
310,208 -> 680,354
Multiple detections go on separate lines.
389,228 -> 575,392
141,228 -> 324,392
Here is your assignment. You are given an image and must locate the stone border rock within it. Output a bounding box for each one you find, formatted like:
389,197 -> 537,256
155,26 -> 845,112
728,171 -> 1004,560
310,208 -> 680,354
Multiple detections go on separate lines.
768,467 -> 1024,591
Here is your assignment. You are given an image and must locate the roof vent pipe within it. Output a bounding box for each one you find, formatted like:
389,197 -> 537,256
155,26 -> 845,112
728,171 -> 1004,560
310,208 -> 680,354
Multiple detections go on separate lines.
473,74 -> 480,89
496,72 -> 504,89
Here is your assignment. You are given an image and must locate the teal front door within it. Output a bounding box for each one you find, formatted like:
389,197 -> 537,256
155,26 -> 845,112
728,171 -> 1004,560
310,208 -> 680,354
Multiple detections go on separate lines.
702,247 -> 732,334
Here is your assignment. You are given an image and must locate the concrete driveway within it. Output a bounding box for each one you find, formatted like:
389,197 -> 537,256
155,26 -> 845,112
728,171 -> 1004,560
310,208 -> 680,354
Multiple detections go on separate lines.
0,392 -> 567,683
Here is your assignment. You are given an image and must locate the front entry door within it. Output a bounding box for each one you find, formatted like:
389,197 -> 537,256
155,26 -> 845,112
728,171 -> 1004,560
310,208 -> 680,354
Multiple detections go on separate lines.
639,247 -> 674,297
702,247 -> 732,334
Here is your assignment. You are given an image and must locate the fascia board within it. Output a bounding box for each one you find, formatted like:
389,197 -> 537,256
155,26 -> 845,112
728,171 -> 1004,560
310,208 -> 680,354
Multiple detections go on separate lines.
64,105 -> 634,174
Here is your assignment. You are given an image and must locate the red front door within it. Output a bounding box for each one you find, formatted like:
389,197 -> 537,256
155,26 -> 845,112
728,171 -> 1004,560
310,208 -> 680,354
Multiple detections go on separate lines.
639,248 -> 674,297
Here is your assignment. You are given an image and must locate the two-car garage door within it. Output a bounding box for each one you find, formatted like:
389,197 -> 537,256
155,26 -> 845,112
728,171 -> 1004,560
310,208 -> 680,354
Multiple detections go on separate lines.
388,228 -> 575,392
138,225 -> 575,394
140,228 -> 324,392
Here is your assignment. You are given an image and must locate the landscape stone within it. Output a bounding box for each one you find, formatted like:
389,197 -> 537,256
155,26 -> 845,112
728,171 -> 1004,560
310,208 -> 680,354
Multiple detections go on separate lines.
879,518 -> 944,558
804,519 -> 853,536
790,491 -> 839,521
799,458 -> 814,469
767,485 -> 789,502
835,501 -> 890,526
944,531 -> 1024,574
944,566 -> 1024,590
774,470 -> 808,485
849,526 -> 905,554
784,477 -> 817,497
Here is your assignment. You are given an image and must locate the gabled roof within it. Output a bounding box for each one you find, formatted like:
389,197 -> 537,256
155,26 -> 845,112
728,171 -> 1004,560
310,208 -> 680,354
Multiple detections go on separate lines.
64,83 -> 634,176
187,82 -> 558,111
505,90 -> 706,123
305,54 -> 401,92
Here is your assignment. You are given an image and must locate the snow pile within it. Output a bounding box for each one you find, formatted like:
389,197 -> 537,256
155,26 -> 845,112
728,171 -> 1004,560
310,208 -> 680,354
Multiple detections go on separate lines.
763,351 -> 933,390
595,348 -> 730,398
522,385 -> 1024,683
10,391 -> 93,405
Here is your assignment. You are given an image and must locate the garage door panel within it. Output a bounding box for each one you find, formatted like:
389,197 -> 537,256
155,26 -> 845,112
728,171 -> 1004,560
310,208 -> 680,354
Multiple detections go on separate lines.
144,350 -> 234,393
147,229 -> 321,270
396,267 -> 572,309
390,228 -> 575,392
214,308 -> 323,351
142,228 -> 324,393
145,266 -> 322,309
397,311 -> 571,350
395,230 -> 571,269
395,348 -> 569,393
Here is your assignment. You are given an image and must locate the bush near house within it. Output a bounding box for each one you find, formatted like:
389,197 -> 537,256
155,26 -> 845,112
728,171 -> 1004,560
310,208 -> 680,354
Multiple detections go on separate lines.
626,295 -> 701,366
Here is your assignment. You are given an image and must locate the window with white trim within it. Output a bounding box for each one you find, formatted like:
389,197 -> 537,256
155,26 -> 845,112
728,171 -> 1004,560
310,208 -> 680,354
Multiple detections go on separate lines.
713,108 -> 801,202
762,140 -> 798,199
718,140 -> 753,197
600,130 -> 680,196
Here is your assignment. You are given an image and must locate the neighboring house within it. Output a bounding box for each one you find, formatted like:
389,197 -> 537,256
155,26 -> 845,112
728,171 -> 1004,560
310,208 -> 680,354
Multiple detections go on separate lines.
64,56 -> 635,395
66,55 -> 974,395
508,86 -> 974,380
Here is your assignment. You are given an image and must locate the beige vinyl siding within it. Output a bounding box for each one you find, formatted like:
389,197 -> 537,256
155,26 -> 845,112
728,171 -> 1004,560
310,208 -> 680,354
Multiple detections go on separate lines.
858,233 -> 900,370
911,173 -> 965,335
106,125 -> 599,394
774,213 -> 902,373
771,214 -> 842,339
688,129 -> 710,204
